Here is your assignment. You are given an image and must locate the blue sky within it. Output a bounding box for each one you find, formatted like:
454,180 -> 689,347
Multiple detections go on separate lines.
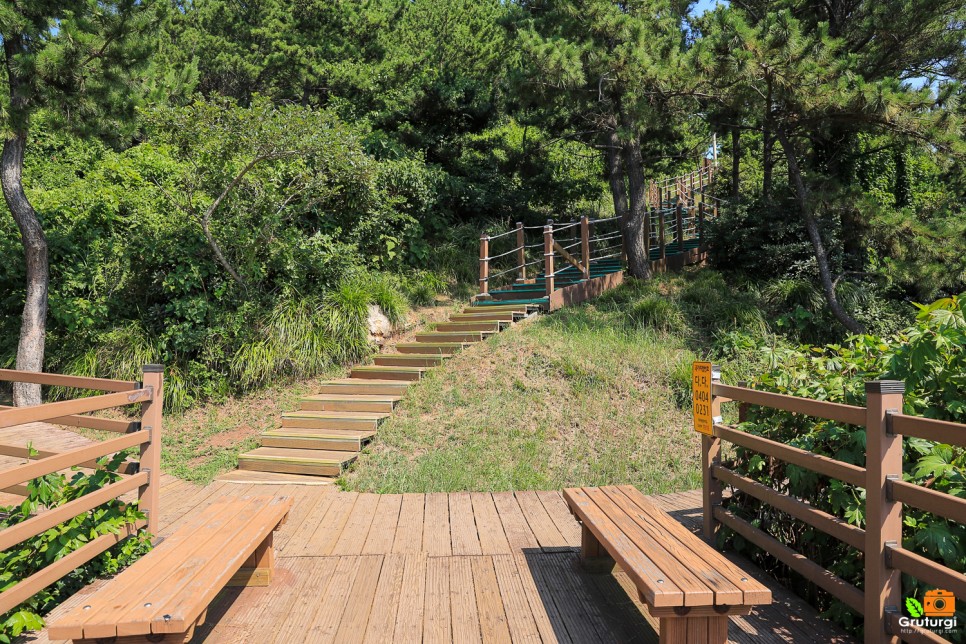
691,0 -> 724,16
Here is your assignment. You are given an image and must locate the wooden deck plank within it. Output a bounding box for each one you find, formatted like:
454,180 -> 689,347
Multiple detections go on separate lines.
422,491 -> 453,557
450,556 -> 483,644
492,491 -> 540,552
471,556 -> 512,643
333,555 -> 384,644
511,552 -> 572,644
362,493 -> 403,555
331,492 -> 380,556
305,555 -> 365,643
393,554 -> 428,641
279,488 -> 336,553
424,555 -> 453,643
298,491 -> 358,556
362,553 -> 407,643
450,492 -> 482,555
491,554 -> 542,643
515,490 -> 571,552
527,551 -> 608,643
269,556 -> 339,644
471,492 -> 511,555
391,493 -> 425,554
536,490 -> 581,546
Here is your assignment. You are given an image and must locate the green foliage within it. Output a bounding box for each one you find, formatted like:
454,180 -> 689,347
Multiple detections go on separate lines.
724,294 -> 966,636
0,452 -> 151,641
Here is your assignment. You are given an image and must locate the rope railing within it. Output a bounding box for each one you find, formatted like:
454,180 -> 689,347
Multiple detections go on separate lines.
476,157 -> 725,299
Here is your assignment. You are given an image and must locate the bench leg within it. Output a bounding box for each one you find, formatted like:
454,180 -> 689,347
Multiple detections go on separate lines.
228,532 -> 275,587
658,615 -> 728,644
578,524 -> 615,573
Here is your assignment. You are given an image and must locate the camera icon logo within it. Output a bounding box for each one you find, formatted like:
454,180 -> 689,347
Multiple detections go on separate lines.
924,590 -> 956,617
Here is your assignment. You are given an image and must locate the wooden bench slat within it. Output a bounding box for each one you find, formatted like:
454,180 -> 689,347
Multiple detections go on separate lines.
49,496 -> 291,640
617,486 -> 772,605
563,487 -> 685,608
48,498 -> 252,640
597,487 -> 741,606
583,487 -> 716,606
149,497 -> 291,633
602,487 -> 745,605
81,498 -> 267,639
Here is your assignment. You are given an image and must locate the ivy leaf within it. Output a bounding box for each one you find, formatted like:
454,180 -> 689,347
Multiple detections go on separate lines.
906,597 -> 923,618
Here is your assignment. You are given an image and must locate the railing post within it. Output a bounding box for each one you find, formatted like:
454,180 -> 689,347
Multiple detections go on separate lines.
479,234 -> 490,296
516,222 -> 526,282
698,202 -> 706,247
676,202 -> 685,253
865,380 -> 904,644
659,208 -> 666,261
543,225 -> 555,296
139,364 -> 163,538
580,216 -> 590,279
702,365 -> 723,542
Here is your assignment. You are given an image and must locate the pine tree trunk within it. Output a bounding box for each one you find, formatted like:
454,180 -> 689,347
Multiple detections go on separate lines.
2,131 -> 48,406
776,129 -> 864,334
605,125 -> 650,277
762,81 -> 773,200
620,132 -> 651,280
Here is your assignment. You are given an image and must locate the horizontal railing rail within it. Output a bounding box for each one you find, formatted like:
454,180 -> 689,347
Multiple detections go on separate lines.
698,371 -> 966,644
0,366 -> 163,617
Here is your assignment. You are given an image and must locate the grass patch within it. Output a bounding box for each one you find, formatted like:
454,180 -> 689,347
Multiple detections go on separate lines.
342,295 -> 702,494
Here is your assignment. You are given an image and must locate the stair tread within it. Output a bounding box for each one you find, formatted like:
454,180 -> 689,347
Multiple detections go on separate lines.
238,447 -> 357,463
265,428 -> 377,438
302,394 -> 402,402
325,378 -> 413,386
379,353 -> 447,359
353,365 -> 428,372
282,410 -> 390,419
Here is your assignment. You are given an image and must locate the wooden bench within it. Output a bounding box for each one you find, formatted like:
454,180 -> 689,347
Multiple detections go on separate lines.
48,495 -> 292,643
563,485 -> 771,644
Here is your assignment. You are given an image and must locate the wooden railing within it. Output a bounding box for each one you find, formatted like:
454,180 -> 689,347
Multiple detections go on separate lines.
0,366 -> 163,616
699,371 -> 966,644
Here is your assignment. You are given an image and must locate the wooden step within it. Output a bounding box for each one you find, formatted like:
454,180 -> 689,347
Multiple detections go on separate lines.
300,394 -> 400,413
448,312 -> 517,322
463,303 -> 531,314
415,331 -> 484,343
237,447 -> 355,477
468,298 -> 547,308
262,428 -> 376,451
374,354 -> 445,367
316,379 -> 412,395
396,342 -> 465,355
215,470 -> 336,485
350,365 -> 426,381
489,289 -> 547,301
434,321 -> 502,333
281,410 -> 389,430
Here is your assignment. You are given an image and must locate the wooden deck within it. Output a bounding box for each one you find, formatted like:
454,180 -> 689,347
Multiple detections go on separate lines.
24,480 -> 855,643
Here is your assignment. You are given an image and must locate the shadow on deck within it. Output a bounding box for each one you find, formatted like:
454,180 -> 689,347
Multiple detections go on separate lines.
27,483 -> 854,643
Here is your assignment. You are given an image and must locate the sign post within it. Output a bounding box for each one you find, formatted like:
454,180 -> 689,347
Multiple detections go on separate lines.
692,361 -> 717,436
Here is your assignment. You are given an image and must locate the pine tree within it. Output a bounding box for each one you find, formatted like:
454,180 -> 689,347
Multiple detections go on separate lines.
1,0 -> 156,404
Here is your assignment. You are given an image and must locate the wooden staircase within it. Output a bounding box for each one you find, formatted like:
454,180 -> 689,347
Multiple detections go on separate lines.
235,301 -> 542,481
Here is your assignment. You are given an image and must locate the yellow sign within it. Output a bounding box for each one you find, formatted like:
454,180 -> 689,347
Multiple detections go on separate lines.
692,361 -> 714,435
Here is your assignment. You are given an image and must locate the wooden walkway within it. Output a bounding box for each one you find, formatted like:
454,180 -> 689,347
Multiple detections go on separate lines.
25,481 -> 854,643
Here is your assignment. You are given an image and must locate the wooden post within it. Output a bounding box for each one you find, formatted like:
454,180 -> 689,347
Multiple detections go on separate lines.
544,225 -> 554,297
659,208 -> 666,261
676,202 -> 684,253
139,364 -> 163,538
580,216 -> 591,279
698,202 -> 706,247
516,222 -> 526,282
702,365 -> 723,542
865,381 -> 904,644
479,234 -> 489,295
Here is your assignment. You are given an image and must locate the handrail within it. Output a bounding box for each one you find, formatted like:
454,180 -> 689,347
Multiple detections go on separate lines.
698,370 -> 966,642
0,366 -> 164,618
